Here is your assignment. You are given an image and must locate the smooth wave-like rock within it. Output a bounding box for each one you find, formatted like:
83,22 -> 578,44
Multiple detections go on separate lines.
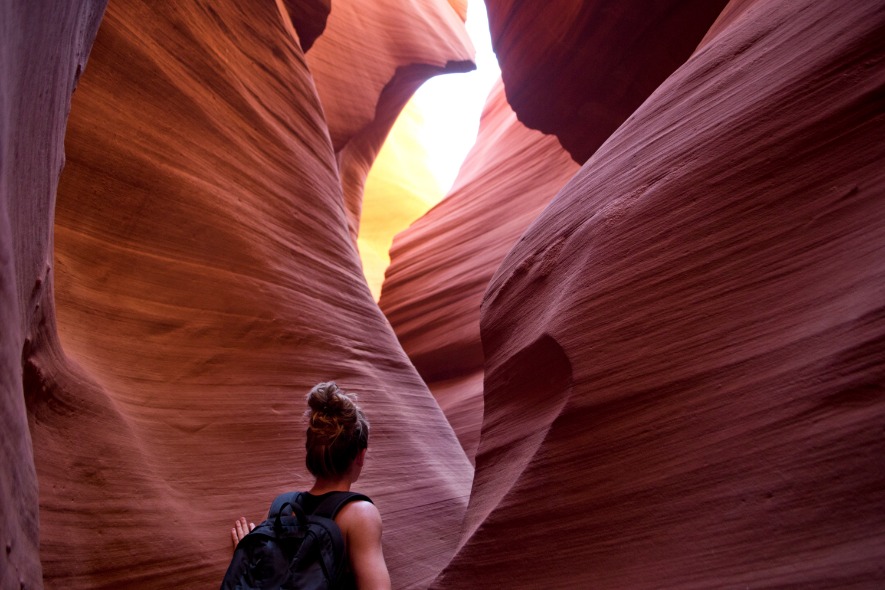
1,2 -> 107,588
436,0 -> 885,586
305,0 -> 474,235
7,0 -> 884,587
380,80 -> 580,462
37,1 -> 470,588
380,1 -> 727,465
485,0 -> 729,163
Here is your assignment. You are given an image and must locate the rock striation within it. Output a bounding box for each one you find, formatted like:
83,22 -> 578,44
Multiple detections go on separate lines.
7,0 -> 474,588
0,2 -> 108,589
484,0 -> 730,163
4,0 -> 884,587
380,79 -> 580,463
435,0 -> 885,586
380,0 -> 731,468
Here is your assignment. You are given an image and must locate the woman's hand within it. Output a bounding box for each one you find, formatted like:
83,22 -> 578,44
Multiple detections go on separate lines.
230,516 -> 255,551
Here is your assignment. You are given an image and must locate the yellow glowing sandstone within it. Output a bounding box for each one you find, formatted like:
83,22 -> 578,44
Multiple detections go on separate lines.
358,96 -> 449,300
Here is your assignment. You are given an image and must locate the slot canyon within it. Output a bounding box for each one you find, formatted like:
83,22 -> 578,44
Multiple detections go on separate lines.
2,0 -> 884,588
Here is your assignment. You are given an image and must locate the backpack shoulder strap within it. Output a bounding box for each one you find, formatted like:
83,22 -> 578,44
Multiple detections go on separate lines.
312,491 -> 372,520
267,491 -> 303,519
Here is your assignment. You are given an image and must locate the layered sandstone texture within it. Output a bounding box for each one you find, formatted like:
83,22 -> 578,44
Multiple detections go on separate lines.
485,0 -> 730,162
358,97 -> 455,300
379,0 -> 731,466
380,80 -> 581,462
5,0 -> 885,588
8,0 -> 474,588
435,0 -> 885,587
0,2 -> 108,589
379,0 -> 730,465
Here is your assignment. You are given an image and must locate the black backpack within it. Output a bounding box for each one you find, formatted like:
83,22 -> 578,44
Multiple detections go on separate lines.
221,491 -> 371,590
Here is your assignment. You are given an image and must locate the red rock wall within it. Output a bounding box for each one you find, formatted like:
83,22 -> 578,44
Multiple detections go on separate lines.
0,2 -> 107,589
436,0 -> 885,586
7,0 -> 883,587
380,80 -> 580,462
10,0 -> 473,588
484,0 -> 730,163
380,1 -> 728,467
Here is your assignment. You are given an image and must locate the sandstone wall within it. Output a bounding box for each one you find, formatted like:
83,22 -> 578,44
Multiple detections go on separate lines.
4,0 -> 883,587
436,0 -> 885,586
380,80 -> 580,462
7,0 -> 474,588
0,2 -> 108,588
484,0 -> 730,163
380,0 -> 729,469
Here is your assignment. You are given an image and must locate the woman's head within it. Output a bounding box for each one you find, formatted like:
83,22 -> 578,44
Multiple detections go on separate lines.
305,382 -> 370,479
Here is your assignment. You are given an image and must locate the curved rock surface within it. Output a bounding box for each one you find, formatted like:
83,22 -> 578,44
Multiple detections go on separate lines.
380,0 -> 727,466
380,79 -> 580,462
485,0 -> 729,163
6,0 -> 884,587
1,2 -> 107,588
436,0 -> 885,586
20,1 -> 471,588
305,0 -> 474,235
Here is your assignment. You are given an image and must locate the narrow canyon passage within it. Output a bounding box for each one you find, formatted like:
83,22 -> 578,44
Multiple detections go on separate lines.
46,1 -> 474,588
2,1 -> 883,589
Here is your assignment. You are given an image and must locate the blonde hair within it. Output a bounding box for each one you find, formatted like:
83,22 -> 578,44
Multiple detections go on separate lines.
305,382 -> 369,478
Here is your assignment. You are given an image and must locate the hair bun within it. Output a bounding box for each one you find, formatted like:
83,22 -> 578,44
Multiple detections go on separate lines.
304,382 -> 370,478
307,381 -> 356,418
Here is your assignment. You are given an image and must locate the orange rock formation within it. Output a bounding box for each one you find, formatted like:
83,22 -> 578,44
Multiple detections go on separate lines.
3,0 -> 883,588
8,1 -> 473,588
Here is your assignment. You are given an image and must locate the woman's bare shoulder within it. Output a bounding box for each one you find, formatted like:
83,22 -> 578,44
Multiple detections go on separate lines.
337,499 -> 382,529
337,499 -> 390,588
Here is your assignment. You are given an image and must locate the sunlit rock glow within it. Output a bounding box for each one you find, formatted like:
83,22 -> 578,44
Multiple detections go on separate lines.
359,0 -> 499,300
358,99 -> 450,300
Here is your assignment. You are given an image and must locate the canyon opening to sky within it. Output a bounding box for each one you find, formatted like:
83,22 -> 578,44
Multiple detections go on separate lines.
358,0 -> 499,299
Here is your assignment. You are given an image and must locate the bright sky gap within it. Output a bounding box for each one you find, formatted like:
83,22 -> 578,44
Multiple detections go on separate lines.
358,2 -> 501,300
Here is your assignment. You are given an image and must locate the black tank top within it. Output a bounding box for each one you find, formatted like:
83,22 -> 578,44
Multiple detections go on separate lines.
298,491 -> 361,590
298,491 -> 344,515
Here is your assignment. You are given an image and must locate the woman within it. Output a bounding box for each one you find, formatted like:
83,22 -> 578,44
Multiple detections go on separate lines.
231,382 -> 391,589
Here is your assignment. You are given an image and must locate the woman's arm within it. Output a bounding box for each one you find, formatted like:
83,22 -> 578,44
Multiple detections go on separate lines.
339,501 -> 391,590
